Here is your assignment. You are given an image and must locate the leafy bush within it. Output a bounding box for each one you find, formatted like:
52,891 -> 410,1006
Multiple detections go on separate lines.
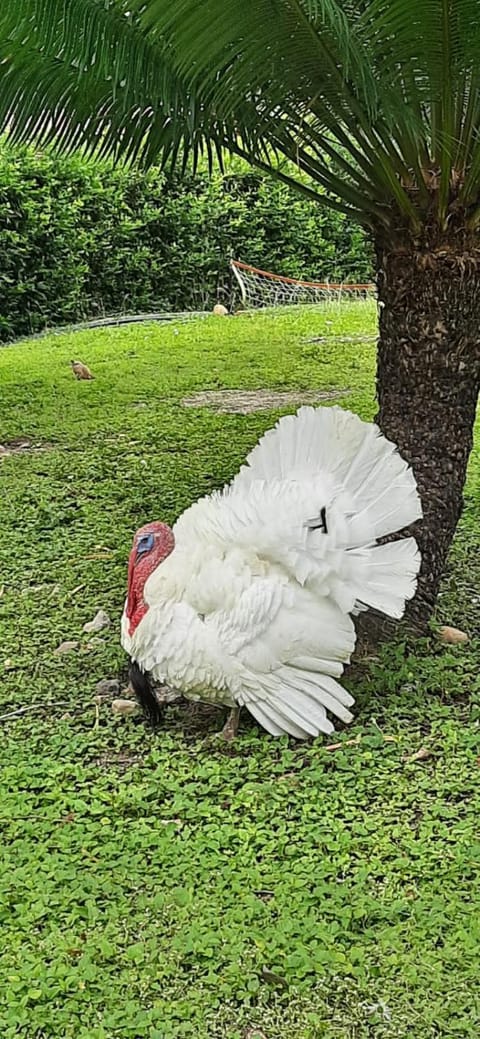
0,146 -> 372,340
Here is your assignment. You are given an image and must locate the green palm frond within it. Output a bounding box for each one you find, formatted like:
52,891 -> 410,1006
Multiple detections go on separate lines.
2,0 -> 480,229
0,1 -> 214,166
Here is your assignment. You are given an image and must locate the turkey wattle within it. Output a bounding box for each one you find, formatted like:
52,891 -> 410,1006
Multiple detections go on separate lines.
121,406 -> 422,739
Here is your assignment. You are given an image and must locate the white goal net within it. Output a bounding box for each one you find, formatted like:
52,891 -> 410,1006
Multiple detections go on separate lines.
231,259 -> 375,309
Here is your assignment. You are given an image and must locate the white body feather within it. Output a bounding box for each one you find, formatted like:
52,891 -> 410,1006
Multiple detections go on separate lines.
122,406 -> 422,738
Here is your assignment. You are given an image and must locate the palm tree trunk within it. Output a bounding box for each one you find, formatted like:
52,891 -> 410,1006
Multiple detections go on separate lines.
373,238 -> 480,626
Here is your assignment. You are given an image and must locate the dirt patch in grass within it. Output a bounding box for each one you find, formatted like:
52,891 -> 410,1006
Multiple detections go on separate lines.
304,333 -> 376,344
0,437 -> 53,457
94,749 -> 144,772
182,388 -> 348,413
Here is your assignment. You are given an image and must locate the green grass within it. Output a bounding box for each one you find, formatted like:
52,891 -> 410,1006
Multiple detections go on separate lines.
0,303 -> 479,1039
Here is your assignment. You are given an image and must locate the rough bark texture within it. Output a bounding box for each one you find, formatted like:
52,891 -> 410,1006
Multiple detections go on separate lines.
373,231 -> 480,627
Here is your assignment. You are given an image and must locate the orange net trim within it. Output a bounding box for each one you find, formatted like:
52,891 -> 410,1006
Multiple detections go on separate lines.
231,259 -> 375,293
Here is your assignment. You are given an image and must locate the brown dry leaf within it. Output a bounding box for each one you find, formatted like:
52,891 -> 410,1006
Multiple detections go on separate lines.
438,625 -> 469,645
83,609 -> 111,633
244,1030 -> 267,1039
405,747 -> 433,763
66,583 -> 85,599
111,698 -> 139,716
54,640 -> 79,655
72,551 -> 112,562
325,735 -> 361,752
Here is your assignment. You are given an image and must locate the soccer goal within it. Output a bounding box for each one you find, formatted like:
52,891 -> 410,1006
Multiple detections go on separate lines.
231,259 -> 375,310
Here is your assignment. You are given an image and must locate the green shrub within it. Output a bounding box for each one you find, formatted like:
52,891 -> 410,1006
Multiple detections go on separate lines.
0,146 -> 372,340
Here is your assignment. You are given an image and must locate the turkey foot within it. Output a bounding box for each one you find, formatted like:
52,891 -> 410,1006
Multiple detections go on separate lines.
221,706 -> 241,741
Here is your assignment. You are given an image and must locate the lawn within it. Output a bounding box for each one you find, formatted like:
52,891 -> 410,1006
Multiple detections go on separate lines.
0,303 -> 479,1039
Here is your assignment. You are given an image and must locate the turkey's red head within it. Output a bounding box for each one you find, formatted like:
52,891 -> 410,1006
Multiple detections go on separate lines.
126,521 -> 175,635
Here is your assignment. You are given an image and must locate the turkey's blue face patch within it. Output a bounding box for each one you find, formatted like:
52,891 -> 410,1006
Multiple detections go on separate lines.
136,532 -> 154,557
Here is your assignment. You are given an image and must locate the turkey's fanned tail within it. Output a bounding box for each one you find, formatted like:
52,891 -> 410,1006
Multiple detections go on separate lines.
234,404 -> 422,541
232,404 -> 422,621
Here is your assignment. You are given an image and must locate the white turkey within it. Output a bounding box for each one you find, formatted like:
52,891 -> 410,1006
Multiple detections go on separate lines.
121,405 -> 422,739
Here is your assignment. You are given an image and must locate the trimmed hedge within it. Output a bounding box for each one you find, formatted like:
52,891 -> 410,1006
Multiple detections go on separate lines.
0,147 -> 372,340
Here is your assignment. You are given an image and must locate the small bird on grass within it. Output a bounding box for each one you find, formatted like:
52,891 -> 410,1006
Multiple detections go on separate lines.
122,405 -> 422,740
71,360 -> 94,380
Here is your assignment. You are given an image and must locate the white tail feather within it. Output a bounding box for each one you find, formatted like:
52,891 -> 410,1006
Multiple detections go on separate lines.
333,538 -> 421,619
242,664 -> 354,739
248,699 -> 320,739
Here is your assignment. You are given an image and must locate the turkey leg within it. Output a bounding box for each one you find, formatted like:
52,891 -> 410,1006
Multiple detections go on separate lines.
221,706 -> 241,741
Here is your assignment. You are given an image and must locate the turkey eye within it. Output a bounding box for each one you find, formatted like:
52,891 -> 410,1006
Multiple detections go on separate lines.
136,533 -> 154,557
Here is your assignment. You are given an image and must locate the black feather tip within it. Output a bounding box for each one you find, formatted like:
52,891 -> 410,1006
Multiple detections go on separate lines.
128,659 -> 163,727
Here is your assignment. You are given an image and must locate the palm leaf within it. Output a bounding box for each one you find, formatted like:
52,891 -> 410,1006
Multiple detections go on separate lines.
2,0 -> 480,228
